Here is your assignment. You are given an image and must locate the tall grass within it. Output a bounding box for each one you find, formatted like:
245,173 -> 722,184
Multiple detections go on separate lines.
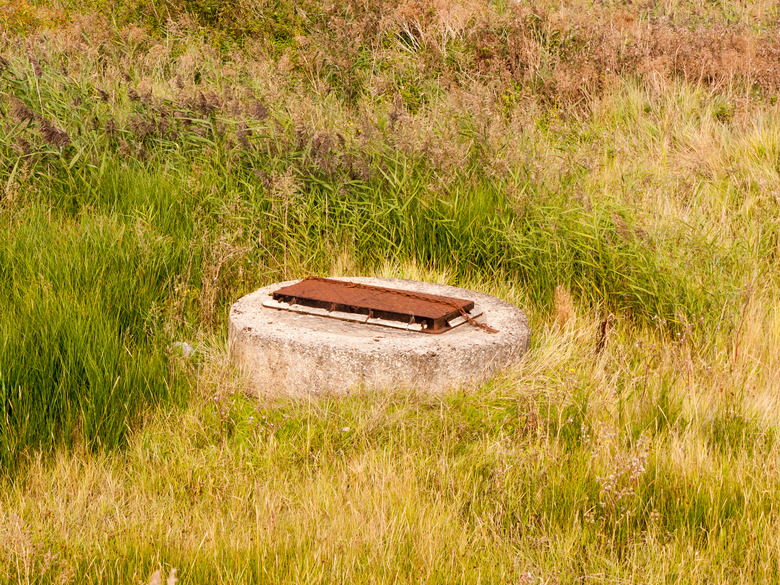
0,10 -> 767,468
0,207 -> 185,472
1,1 -> 779,581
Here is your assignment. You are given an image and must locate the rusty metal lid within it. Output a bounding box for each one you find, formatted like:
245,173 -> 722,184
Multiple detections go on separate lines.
265,277 -> 490,334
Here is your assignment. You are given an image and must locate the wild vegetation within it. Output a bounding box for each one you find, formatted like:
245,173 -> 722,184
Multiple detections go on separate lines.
1,0 -> 779,582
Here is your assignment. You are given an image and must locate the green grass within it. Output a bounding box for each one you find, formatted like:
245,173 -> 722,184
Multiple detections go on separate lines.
0,54 -> 745,470
0,206 -> 185,472
1,0 -> 780,582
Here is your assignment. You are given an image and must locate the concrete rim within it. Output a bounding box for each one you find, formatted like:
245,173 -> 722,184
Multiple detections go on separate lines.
229,277 -> 530,395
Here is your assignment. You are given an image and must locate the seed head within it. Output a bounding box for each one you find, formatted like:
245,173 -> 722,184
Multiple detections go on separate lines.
10,100 -> 36,123
248,100 -> 268,120
40,119 -> 70,147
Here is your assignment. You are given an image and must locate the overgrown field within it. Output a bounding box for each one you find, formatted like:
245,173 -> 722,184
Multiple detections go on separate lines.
1,0 -> 779,582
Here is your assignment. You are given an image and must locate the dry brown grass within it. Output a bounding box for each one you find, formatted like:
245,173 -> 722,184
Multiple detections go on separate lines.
7,1 -> 779,108
554,284 -> 575,327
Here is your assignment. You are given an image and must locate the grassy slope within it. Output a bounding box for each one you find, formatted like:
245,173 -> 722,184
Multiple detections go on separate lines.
1,0 -> 780,582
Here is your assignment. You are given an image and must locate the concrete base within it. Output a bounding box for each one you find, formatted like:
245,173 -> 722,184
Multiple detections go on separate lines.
228,277 -> 530,395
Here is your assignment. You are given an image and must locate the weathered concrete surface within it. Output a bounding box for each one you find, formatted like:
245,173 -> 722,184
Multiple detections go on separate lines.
228,277 -> 530,396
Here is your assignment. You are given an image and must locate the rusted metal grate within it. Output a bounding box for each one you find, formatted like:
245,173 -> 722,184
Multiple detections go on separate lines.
265,277 -> 484,334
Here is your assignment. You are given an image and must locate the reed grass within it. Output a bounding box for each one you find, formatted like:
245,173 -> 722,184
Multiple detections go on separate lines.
1,1 -> 779,582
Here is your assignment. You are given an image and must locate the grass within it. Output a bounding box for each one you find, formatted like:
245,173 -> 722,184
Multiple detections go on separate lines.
1,0 -> 780,582
3,313 -> 780,583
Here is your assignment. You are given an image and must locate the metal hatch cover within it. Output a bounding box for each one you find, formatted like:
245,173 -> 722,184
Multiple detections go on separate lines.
262,277 -> 486,333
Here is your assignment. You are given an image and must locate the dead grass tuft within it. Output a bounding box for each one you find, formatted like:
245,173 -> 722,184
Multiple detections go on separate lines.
554,284 -> 575,327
